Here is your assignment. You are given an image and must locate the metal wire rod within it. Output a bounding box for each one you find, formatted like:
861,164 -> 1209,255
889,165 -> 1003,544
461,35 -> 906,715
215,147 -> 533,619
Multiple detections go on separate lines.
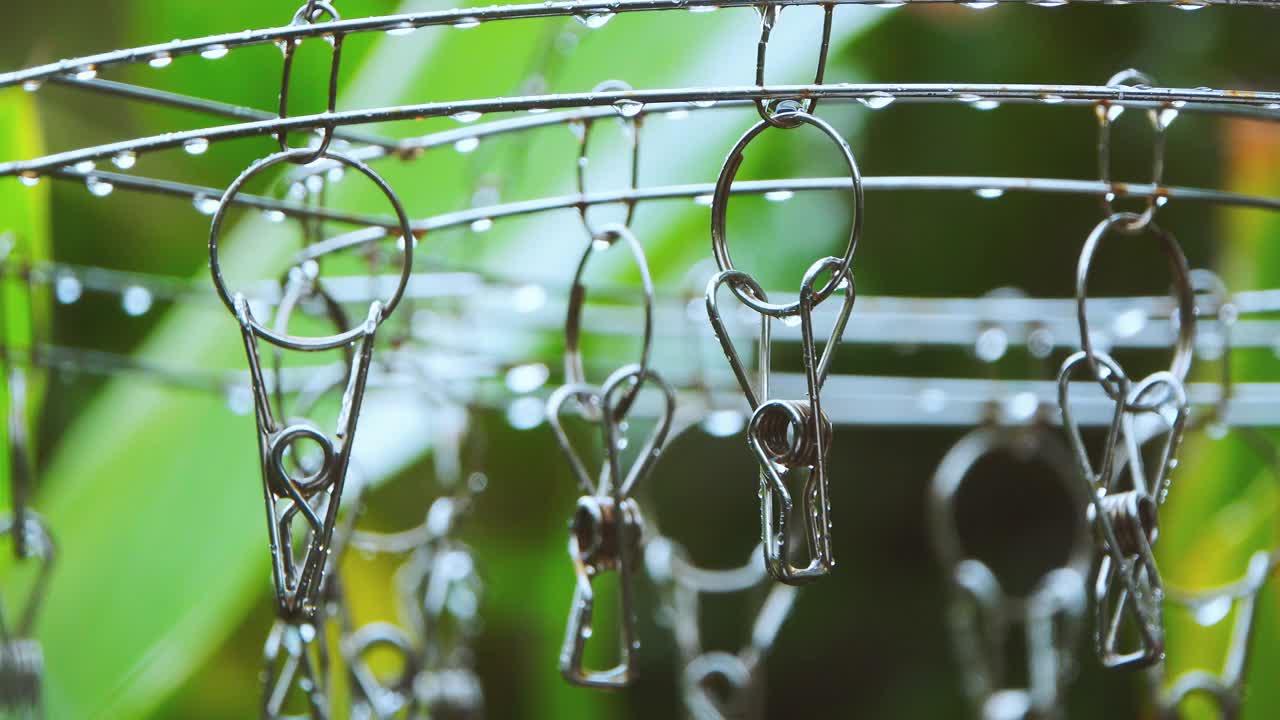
50,76 -> 404,153
7,83 -> 1280,178
2,0 -> 1273,91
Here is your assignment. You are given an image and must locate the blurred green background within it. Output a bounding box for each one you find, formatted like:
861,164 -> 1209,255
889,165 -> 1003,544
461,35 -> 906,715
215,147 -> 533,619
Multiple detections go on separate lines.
3,0 -> 1280,717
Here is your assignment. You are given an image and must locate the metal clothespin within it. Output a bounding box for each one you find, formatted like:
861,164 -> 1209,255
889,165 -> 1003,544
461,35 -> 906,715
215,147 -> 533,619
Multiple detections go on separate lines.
548,364 -> 674,688
0,514 -> 53,720
931,423 -> 1090,719
706,103 -> 862,585
1058,211 -> 1195,670
209,147 -> 416,622
706,257 -> 854,584
343,622 -> 421,720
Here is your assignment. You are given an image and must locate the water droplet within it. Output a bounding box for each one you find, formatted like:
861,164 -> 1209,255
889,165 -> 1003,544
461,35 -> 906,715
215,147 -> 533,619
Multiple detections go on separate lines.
74,66 -> 98,80
764,190 -> 794,203
693,194 -> 714,207
86,176 -> 114,197
18,173 -> 39,188
74,160 -> 95,173
613,99 -> 644,118
304,175 -> 324,194
580,625 -> 593,639
974,187 -> 1004,200
916,386 -> 947,415
616,436 -> 629,451
451,111 -> 482,123
184,138 -> 210,155
1155,106 -> 1179,130
1032,0 -> 1066,6
1193,595 -> 1232,626
527,107 -> 549,114
148,53 -> 173,69
975,326 -> 1008,362
692,99 -> 718,109
701,410 -> 745,437
193,194 -> 220,215
591,237 -> 612,252
55,274 -> 82,304
576,11 -> 615,28
1027,327 -> 1054,358
1105,104 -> 1125,122
21,79 -> 42,93
505,363 -> 550,394
962,1 -> 997,8
386,22 -> 417,36
112,151 -> 137,170
225,385 -> 252,415
454,137 -> 480,154
688,4 -> 718,12
507,397 -> 544,430
1002,392 -> 1040,423
857,91 -> 895,110
121,285 -> 154,316
1039,94 -> 1065,104
1206,421 -> 1229,440
200,44 -> 229,60
782,314 -> 802,328
453,17 -> 481,29
470,218 -> 493,233
1111,308 -> 1147,338
970,98 -> 1001,111
512,284 -> 547,313
1174,0 -> 1207,9
872,2 -> 906,7
264,209 -> 287,223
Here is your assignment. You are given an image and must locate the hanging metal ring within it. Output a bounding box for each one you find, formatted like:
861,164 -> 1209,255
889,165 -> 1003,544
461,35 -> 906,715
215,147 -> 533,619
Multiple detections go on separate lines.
711,109 -> 862,317
563,224 -> 655,419
209,148 -> 415,351
753,4 -> 835,129
1075,212 -> 1196,411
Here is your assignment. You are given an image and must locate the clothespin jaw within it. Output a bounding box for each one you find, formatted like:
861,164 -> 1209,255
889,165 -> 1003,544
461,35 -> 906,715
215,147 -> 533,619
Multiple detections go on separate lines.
749,399 -> 835,585
236,296 -> 382,621
559,495 -> 644,688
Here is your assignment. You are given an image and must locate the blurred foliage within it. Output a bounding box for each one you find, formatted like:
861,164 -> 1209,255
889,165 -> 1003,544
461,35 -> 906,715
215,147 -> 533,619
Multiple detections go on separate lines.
2,1 -> 1280,719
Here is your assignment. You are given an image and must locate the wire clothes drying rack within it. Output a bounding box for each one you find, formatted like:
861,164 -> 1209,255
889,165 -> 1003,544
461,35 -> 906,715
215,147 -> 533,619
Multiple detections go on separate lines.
4,0 -> 1280,717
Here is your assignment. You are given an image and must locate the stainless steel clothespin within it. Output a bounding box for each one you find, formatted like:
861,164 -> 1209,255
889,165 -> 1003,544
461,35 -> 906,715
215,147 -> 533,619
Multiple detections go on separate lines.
209,148 -> 416,622
0,514 -> 53,720
706,107 -> 862,586
931,424 -> 1090,719
343,622 -> 421,720
1158,551 -> 1274,720
706,257 -> 854,585
548,364 -> 674,688
1058,211 -> 1195,670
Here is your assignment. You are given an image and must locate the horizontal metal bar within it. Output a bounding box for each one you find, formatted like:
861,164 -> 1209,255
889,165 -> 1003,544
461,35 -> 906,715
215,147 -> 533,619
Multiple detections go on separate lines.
4,0 -> 1275,91
51,75 -> 403,152
7,83 -> 1280,177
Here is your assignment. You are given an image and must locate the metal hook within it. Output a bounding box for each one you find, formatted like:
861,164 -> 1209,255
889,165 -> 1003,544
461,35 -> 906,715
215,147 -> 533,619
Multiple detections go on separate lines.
930,425 -> 1090,717
5,365 -> 33,560
278,1 -> 343,164
1098,69 -> 1169,231
576,80 -> 642,238
1075,213 -> 1196,411
557,365 -> 674,688
210,148 -> 414,352
563,224 -> 655,421
710,109 -> 861,316
753,4 -> 835,129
